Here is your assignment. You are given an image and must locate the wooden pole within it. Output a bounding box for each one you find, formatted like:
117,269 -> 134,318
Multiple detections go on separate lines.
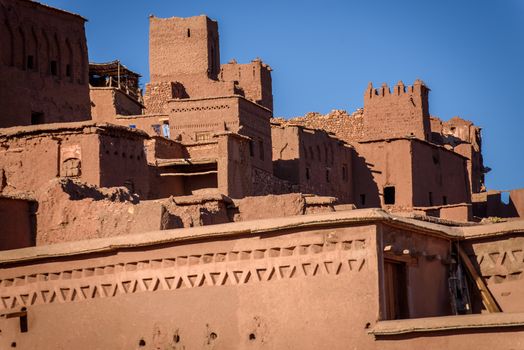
458,245 -> 501,313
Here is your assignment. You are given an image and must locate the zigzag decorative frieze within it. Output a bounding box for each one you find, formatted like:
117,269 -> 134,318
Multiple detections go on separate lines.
0,240 -> 367,310
469,238 -> 524,284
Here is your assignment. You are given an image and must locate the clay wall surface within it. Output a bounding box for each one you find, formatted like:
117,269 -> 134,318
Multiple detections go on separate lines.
411,140 -> 471,207
149,15 -> 220,83
363,81 -> 431,142
217,133 -> 252,199
0,197 -> 35,250
379,226 -> 452,318
220,59 -> 273,110
271,125 -> 301,183
144,137 -> 186,164
0,128 -> 101,195
0,123 -> 149,198
0,0 -> 90,127
272,124 -> 353,203
353,140 -> 413,208
90,89 -> 144,122
98,133 -> 150,198
0,221 -> 379,349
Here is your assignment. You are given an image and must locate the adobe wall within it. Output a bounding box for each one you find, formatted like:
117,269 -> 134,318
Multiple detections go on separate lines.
0,123 -> 150,198
149,15 -> 220,83
98,133 -> 150,198
0,196 -> 35,250
379,225 -> 452,318
216,133 -> 252,199
90,88 -> 143,121
220,59 -> 273,110
0,0 -> 90,127
0,221 -> 379,349
411,140 -> 471,207
363,81 -> 431,142
353,140 -> 413,208
0,127 -> 101,195
272,124 -> 353,203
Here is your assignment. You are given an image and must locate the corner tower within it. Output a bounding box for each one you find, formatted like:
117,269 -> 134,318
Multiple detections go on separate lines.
149,15 -> 220,82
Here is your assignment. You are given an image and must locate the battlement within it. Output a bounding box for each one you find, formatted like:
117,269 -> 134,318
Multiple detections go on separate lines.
365,79 -> 429,100
362,80 -> 431,142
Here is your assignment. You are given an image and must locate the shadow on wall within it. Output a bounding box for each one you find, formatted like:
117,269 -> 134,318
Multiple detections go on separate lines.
352,152 -> 380,208
273,159 -> 300,185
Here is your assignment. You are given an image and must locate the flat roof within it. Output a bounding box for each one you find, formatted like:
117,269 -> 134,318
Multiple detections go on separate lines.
0,209 -> 522,265
0,121 -> 149,140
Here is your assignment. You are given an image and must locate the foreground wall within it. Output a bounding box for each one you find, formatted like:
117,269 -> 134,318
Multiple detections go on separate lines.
0,215 -> 380,349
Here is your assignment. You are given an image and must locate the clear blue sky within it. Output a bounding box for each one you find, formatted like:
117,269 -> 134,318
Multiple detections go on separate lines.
44,0 -> 524,192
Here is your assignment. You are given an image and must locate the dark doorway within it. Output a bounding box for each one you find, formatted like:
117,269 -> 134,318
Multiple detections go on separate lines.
384,186 -> 396,205
384,260 -> 409,320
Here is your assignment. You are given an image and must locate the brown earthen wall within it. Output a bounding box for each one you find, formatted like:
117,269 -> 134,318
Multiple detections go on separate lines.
0,197 -> 34,250
0,223 -> 380,349
353,140 -> 413,208
0,0 -> 90,127
411,140 -> 471,207
363,81 -> 431,142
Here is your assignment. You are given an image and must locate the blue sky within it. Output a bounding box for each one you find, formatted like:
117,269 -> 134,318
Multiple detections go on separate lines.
44,0 -> 524,192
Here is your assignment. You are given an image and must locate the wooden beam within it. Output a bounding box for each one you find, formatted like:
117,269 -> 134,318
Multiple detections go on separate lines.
458,245 -> 501,313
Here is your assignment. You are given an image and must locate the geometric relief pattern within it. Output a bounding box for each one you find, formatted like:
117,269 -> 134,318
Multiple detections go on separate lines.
472,243 -> 524,284
0,239 -> 367,311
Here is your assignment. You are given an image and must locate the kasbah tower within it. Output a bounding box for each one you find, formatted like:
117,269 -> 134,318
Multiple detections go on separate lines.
0,0 -> 524,349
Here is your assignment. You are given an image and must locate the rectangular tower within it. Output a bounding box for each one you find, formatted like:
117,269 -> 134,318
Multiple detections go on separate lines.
149,15 -> 220,82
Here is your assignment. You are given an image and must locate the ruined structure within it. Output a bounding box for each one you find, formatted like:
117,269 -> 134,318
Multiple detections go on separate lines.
0,1 -> 524,349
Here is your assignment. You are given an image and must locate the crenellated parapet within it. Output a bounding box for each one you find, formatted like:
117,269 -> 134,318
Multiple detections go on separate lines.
362,80 -> 431,142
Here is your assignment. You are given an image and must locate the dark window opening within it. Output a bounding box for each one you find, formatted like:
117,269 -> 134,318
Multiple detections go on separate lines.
384,260 -> 409,320
187,28 -> 191,37
19,307 -> 28,333
326,169 -> 330,183
316,145 -> 321,161
306,167 -> 310,180
259,140 -> 264,160
429,192 -> 434,206
31,112 -> 44,125
26,55 -> 34,70
66,64 -> 72,77
342,164 -> 348,181
360,194 -> 366,206
384,186 -> 396,205
443,196 -> 448,205
249,140 -> 254,157
50,60 -> 58,76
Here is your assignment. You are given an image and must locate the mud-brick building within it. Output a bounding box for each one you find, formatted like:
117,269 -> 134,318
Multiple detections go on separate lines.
0,0 -> 91,127
93,15 -> 275,178
271,122 -> 354,203
0,122 -> 150,198
1,210 -> 524,349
